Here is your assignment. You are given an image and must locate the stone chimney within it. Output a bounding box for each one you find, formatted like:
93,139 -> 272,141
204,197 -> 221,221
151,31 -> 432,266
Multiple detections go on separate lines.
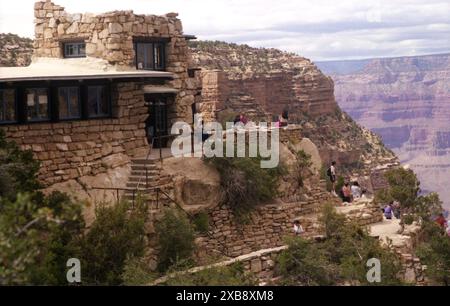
33,0 -> 67,58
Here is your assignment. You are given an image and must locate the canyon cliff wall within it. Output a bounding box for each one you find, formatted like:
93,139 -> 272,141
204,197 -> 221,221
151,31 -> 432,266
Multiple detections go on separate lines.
318,53 -> 450,209
190,41 -> 396,173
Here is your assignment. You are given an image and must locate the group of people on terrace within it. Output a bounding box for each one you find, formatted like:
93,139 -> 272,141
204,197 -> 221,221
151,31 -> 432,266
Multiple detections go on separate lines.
326,161 -> 366,204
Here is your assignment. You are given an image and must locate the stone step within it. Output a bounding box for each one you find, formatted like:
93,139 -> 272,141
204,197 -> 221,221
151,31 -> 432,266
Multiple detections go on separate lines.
130,170 -> 161,176
131,158 -> 158,165
131,164 -> 159,171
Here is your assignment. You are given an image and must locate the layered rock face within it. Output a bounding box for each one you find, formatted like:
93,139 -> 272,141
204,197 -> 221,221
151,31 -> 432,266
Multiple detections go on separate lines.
318,53 -> 450,209
190,41 -> 337,120
190,41 -> 396,172
0,33 -> 33,67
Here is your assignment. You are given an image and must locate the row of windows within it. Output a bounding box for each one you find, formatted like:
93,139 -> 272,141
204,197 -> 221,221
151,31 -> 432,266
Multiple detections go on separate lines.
0,85 -> 110,124
63,42 -> 166,71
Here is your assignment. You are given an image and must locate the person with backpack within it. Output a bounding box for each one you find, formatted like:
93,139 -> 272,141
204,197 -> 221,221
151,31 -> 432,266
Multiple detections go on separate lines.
327,161 -> 337,197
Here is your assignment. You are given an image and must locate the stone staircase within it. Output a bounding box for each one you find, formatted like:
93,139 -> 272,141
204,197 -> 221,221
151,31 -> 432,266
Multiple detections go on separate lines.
123,158 -> 175,210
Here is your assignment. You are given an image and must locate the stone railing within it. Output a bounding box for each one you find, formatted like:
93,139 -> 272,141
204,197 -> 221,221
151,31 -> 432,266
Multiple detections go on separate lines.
151,245 -> 288,285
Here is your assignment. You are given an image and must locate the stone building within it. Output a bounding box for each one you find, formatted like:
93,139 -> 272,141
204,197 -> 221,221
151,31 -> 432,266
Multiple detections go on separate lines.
0,0 -> 200,186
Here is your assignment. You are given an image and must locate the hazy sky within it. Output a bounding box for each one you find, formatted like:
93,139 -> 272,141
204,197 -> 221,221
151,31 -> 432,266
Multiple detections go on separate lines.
0,0 -> 449,61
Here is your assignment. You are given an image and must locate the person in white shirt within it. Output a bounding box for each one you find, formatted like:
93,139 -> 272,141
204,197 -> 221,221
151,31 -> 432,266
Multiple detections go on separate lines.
293,220 -> 304,236
351,181 -> 362,200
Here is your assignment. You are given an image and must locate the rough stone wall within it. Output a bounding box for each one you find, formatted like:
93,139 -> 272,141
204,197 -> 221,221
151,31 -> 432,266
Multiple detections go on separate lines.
342,202 -> 384,226
196,187 -> 334,258
1,82 -> 148,186
33,0 -> 198,123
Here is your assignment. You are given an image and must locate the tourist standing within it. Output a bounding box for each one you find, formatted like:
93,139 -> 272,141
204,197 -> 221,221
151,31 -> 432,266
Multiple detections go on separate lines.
393,201 -> 401,219
327,161 -> 337,197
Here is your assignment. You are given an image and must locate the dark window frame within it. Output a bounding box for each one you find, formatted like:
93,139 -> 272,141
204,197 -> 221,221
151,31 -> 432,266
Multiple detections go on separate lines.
134,41 -> 167,71
58,86 -> 81,120
87,85 -> 111,118
0,80 -> 113,125
0,88 -> 17,124
25,88 -> 50,123
63,42 -> 86,58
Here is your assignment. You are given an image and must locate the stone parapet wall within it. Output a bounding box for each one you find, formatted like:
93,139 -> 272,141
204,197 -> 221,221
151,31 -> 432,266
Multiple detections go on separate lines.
196,189 -> 334,258
152,246 -> 287,285
1,82 -> 148,186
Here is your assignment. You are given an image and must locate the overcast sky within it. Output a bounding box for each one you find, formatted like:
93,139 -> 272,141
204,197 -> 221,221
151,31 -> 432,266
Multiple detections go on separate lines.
0,0 -> 449,61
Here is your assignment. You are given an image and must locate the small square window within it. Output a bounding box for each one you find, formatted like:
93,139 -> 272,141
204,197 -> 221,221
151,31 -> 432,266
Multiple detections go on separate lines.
59,87 -> 81,119
88,86 -> 110,118
135,42 -> 166,71
64,42 -> 86,58
0,89 -> 17,123
26,88 -> 49,121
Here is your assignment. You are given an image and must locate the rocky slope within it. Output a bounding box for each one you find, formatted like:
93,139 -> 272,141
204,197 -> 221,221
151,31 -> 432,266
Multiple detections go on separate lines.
189,41 -> 396,173
0,33 -> 33,67
317,53 -> 450,209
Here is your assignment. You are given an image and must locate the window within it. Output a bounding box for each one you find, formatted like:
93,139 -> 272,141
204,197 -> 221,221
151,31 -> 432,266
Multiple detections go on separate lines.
64,42 -> 86,58
88,86 -> 110,118
0,89 -> 16,123
135,42 -> 166,71
26,88 -> 49,121
58,87 -> 80,119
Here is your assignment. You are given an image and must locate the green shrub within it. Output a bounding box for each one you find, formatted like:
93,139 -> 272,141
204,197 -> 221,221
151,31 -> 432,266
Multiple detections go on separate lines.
77,200 -> 148,285
0,129 -> 41,199
193,211 -> 210,233
277,237 -> 339,285
416,221 -> 450,285
293,149 -> 312,187
156,208 -> 196,272
276,203 -> 403,285
0,191 -> 85,285
206,152 -> 284,219
121,257 -> 157,286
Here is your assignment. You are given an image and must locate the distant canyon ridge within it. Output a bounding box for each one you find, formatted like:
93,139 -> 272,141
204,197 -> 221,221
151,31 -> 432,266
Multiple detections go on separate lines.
318,53 -> 450,209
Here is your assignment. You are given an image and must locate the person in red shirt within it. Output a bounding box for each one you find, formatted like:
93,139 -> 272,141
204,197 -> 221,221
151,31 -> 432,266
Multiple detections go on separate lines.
435,213 -> 447,228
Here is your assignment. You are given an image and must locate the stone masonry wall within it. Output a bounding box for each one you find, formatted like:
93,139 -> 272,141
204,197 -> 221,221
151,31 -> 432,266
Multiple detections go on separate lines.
33,0 -> 198,123
1,82 -> 148,186
196,187 -> 334,258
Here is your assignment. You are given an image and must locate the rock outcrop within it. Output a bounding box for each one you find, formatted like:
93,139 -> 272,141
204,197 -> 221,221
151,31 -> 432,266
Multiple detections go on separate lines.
318,53 -> 450,209
0,33 -> 33,67
190,41 -> 397,173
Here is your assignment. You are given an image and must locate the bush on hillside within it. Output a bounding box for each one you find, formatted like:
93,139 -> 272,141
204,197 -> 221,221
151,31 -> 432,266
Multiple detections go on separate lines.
206,152 -> 285,219
77,200 -> 148,285
276,203 -> 403,285
155,208 -> 196,272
